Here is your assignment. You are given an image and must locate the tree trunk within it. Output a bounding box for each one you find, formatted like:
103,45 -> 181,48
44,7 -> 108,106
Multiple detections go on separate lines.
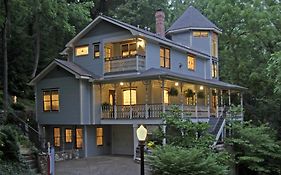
3,0 -> 9,120
31,5 -> 40,78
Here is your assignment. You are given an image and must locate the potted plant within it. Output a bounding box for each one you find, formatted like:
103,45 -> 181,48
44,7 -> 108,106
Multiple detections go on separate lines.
197,91 -> 205,99
184,89 -> 194,98
168,87 -> 178,96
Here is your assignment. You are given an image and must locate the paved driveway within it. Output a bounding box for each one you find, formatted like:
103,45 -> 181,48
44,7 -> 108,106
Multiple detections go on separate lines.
55,155 -> 151,175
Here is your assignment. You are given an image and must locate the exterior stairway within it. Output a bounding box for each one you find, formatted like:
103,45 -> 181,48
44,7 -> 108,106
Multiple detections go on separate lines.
208,116 -> 225,146
20,146 -> 40,174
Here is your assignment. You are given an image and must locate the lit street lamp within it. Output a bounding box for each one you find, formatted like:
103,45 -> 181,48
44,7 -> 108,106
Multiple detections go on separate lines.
136,125 -> 147,175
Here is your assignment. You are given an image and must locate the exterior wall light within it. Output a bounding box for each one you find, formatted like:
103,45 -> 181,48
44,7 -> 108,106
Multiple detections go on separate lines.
175,82 -> 179,86
199,86 -> 204,90
120,82 -> 124,86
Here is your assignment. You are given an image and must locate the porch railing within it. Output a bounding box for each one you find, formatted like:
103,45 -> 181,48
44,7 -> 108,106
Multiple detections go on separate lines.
101,104 -> 214,119
104,55 -> 145,73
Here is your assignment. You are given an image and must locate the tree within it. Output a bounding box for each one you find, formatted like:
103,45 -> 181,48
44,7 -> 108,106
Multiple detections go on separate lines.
226,121 -> 281,175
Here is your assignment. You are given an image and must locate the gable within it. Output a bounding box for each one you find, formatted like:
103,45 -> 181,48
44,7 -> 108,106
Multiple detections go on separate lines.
44,66 -> 73,79
82,20 -> 131,39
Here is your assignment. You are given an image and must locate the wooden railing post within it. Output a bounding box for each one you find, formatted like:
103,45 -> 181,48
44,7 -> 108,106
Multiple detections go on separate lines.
136,55 -> 139,71
130,106 -> 133,119
145,104 -> 148,119
114,105 -> 117,119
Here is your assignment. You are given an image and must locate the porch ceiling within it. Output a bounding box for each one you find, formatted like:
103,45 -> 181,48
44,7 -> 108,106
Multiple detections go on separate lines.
96,68 -> 247,91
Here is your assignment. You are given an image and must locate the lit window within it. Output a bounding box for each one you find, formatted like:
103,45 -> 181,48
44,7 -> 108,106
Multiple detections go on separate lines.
212,61 -> 218,78
121,43 -> 136,57
96,127 -> 103,146
65,129 -> 72,143
76,128 -> 83,149
212,33 -> 218,57
105,47 -> 112,58
187,55 -> 196,71
160,47 -> 170,69
93,44 -> 100,59
54,128 -> 60,147
75,45 -> 89,56
193,31 -> 209,37
43,90 -> 59,112
164,89 -> 169,104
123,89 -> 136,105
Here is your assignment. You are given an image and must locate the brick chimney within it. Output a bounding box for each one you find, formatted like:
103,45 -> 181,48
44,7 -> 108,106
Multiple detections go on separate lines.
155,9 -> 165,37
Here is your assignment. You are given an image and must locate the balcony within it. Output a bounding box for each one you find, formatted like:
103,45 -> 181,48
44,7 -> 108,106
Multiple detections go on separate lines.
104,55 -> 145,74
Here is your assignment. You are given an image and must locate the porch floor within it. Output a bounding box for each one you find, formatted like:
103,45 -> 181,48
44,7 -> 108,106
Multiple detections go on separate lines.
55,155 -> 151,175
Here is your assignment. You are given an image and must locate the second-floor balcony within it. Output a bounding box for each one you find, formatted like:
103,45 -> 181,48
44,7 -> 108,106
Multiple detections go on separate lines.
104,55 -> 145,74
103,37 -> 146,74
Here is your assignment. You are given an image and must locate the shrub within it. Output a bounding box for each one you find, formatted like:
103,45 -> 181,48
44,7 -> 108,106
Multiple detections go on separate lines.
148,145 -> 230,175
0,160 -> 36,175
11,103 -> 25,111
0,125 -> 20,161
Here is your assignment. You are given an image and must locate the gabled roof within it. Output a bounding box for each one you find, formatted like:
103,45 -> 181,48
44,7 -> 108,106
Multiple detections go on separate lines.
61,15 -> 210,59
167,6 -> 222,34
29,59 -> 100,85
98,68 -> 247,90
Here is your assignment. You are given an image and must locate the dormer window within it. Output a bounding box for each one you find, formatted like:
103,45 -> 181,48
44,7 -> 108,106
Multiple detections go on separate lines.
160,47 -> 170,69
75,45 -> 89,56
193,31 -> 208,37
93,43 -> 100,59
187,55 -> 196,71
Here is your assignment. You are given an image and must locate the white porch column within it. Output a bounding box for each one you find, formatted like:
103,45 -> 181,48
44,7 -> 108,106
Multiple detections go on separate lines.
220,90 -> 223,107
145,81 -> 149,119
228,90 -> 231,106
84,126 -> 88,158
133,124 -> 139,160
207,88 -> 210,117
161,79 -> 166,145
114,84 -> 117,119
195,92 -> 198,120
129,82 -> 132,119
180,83 -> 184,118
216,89 -> 219,118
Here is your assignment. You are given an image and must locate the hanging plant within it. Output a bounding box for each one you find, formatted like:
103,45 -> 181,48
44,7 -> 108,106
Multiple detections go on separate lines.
184,89 -> 194,98
197,91 -> 205,99
212,90 -> 217,96
168,87 -> 178,96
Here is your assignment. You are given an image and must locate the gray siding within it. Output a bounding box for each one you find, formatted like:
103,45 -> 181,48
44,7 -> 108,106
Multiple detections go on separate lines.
111,125 -> 134,155
171,31 -> 191,47
191,32 -> 211,55
73,20 -> 133,76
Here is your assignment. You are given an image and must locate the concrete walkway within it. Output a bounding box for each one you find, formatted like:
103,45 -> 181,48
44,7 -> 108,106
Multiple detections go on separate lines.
55,155 -> 151,175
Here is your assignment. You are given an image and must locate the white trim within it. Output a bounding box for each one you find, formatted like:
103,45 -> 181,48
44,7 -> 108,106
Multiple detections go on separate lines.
167,27 -> 222,35
80,79 -> 83,124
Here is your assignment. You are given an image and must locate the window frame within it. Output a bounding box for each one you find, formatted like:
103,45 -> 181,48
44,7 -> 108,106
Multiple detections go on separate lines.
75,45 -> 89,57
96,127 -> 103,146
187,55 -> 196,71
75,128 -> 83,149
211,60 -> 218,79
53,127 -> 61,147
193,31 -> 209,37
93,43 -> 100,59
211,33 -> 218,58
65,128 -> 72,143
122,89 -> 137,105
121,42 -> 137,57
43,89 -> 60,112
160,46 -> 171,69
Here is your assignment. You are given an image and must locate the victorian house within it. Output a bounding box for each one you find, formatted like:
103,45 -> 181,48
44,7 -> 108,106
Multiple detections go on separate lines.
29,6 -> 245,158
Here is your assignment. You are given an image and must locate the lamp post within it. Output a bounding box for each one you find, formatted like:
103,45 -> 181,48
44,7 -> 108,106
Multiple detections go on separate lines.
136,125 -> 147,175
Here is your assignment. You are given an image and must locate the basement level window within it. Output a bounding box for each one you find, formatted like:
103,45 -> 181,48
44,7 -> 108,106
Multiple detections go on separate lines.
75,45 -> 89,56
193,31 -> 208,37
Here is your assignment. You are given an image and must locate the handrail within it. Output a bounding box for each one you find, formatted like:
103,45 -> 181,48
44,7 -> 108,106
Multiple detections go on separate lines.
104,54 -> 145,61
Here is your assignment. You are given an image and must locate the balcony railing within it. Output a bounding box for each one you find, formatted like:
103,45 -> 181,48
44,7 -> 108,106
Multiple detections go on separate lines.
104,55 -> 145,74
101,104 -> 215,120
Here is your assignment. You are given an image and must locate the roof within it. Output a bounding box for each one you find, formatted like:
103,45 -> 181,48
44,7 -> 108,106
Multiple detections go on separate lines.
98,68 -> 247,90
167,6 -> 222,34
28,59 -> 100,85
61,15 -> 210,59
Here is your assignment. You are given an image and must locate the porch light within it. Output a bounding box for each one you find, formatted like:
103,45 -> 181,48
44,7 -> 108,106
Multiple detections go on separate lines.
137,38 -> 145,49
199,86 -> 204,90
120,82 -> 124,86
175,82 -> 179,86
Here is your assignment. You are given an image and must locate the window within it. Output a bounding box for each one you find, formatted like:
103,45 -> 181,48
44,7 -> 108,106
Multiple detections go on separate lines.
43,89 -> 59,112
76,128 -> 83,149
160,47 -> 170,69
121,43 -> 136,57
187,55 -> 196,71
212,61 -> 218,78
75,45 -> 89,56
53,128 -> 60,147
164,89 -> 169,104
212,33 -> 218,57
193,31 -> 209,37
123,89 -> 136,105
109,90 -> 115,105
93,44 -> 100,59
65,129 -> 72,143
105,47 -> 112,58
96,127 -> 103,146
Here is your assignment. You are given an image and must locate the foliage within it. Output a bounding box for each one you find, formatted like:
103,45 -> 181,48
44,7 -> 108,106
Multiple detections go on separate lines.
148,106 -> 230,175
184,89 -> 194,98
148,145 -> 230,175
226,121 -> 281,175
267,51 -> 281,96
168,87 -> 178,96
0,160 -> 36,175
0,125 -> 20,161
11,103 -> 25,111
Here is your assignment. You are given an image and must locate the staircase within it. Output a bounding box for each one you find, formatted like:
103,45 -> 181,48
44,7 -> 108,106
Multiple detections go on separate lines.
208,116 -> 225,146
20,147 -> 40,174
